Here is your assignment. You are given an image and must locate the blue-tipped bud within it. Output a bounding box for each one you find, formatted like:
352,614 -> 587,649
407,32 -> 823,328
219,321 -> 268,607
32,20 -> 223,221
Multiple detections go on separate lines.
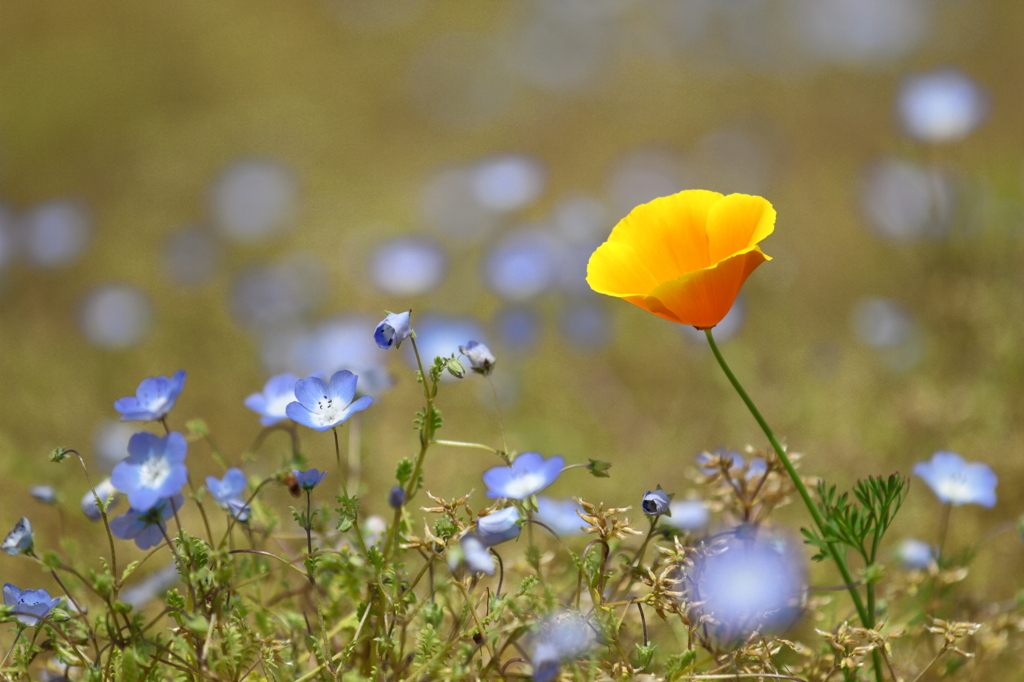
374,311 -> 412,350
1,518 -> 33,556
641,486 -> 672,516
388,485 -> 406,509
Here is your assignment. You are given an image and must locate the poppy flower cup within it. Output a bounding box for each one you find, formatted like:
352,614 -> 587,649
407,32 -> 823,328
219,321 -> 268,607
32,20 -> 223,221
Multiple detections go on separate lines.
586,190 -> 776,329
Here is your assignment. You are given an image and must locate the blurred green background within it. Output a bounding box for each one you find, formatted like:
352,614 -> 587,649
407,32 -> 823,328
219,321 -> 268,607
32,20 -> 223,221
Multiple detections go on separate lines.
0,0 -> 1022,594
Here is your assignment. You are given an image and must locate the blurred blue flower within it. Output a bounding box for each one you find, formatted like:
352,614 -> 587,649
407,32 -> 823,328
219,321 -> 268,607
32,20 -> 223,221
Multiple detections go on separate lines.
531,613 -> 595,682
292,469 -> 327,491
388,485 -> 406,509
244,373 -> 299,426
206,468 -> 248,515
483,229 -> 557,301
695,448 -> 745,476
459,341 -> 495,375
559,300 -> 611,350
111,432 -> 189,512
476,507 -> 521,547
374,312 -> 412,350
109,494 -> 184,551
483,452 -> 564,500
664,500 -> 710,532
895,538 -> 936,570
448,534 -> 496,575
210,158 -> 298,243
81,478 -> 120,521
370,237 -> 447,296
642,488 -> 671,516
22,199 -> 91,269
689,532 -> 805,638
898,68 -> 987,144
535,496 -> 585,537
286,370 -> 374,431
1,518 -> 33,556
120,563 -> 179,610
2,584 -> 61,626
113,371 -> 186,422
472,154 -> 545,212
494,306 -> 539,351
913,451 -> 997,508
29,485 -> 57,505
80,285 -> 153,350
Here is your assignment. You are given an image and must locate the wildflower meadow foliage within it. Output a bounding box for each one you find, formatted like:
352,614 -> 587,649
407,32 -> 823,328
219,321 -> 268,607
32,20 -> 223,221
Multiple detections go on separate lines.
2,190 -> 1021,681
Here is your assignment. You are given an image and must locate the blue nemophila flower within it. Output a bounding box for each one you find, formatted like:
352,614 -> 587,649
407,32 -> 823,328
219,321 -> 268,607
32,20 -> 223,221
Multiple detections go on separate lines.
81,478 -> 121,521
687,531 -> 805,638
895,538 -> 936,570
664,500 -> 710,531
476,507 -> 521,547
244,373 -> 299,426
206,468 -> 250,521
459,340 -> 496,375
531,614 -> 595,682
1,518 -> 33,556
913,450 -> 997,508
454,534 -> 495,575
109,494 -> 184,550
642,487 -> 672,516
388,485 -> 406,509
292,469 -> 327,491
3,584 -> 60,626
111,432 -> 188,512
285,370 -> 374,431
374,311 -> 412,350
535,496 -> 585,537
113,370 -> 186,422
483,452 -> 564,500
29,485 -> 57,505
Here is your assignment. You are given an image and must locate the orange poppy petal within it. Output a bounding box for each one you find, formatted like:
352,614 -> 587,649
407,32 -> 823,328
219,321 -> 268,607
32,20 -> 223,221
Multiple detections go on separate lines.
606,190 -> 722,283
586,241 -> 661,298
643,248 -> 770,328
705,194 -> 776,266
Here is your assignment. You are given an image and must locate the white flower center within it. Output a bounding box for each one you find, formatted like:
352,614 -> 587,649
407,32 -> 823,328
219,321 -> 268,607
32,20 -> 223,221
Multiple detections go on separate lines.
310,396 -> 344,427
139,455 -> 172,489
502,471 -> 547,499
936,474 -> 970,504
266,392 -> 294,418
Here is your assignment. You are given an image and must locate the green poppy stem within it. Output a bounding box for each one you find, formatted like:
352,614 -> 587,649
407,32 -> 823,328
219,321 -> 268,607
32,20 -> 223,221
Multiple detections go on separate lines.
703,329 -> 881,673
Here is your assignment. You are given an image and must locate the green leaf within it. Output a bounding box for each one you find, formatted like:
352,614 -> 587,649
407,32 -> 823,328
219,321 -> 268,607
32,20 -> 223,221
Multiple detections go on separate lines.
49,447 -> 70,463
587,459 -> 612,477
395,459 -> 413,485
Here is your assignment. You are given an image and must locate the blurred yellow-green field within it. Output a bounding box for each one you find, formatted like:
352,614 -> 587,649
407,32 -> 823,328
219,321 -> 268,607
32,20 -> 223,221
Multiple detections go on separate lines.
1,0 -> 1023,598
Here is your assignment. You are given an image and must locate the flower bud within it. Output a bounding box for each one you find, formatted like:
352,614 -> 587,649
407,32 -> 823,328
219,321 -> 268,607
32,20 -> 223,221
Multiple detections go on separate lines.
1,517 -> 33,556
388,485 -> 406,509
641,487 -> 672,516
459,341 -> 496,375
374,311 -> 412,350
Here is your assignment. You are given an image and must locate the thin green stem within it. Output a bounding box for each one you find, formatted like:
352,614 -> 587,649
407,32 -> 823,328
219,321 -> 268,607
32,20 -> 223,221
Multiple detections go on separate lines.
334,428 -> 370,557
1,626 -> 23,668
704,328 -> 884,681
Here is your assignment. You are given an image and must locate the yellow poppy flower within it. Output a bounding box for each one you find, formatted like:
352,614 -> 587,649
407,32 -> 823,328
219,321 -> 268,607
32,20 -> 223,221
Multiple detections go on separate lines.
586,190 -> 776,329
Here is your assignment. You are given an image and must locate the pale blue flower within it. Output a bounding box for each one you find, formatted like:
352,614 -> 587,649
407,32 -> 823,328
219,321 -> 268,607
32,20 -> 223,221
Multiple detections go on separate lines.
285,371 -> 373,431
113,371 -> 186,422
206,468 -> 250,521
531,614 -> 595,682
664,500 -> 710,531
1,518 -> 33,556
244,373 -> 299,426
374,311 -> 412,350
535,496 -> 585,537
29,485 -> 57,505
292,469 -> 327,491
81,478 -> 120,521
688,531 -> 805,638
109,494 -> 183,550
459,534 -> 495,575
898,68 -> 987,144
895,538 -> 936,570
3,584 -> 60,626
111,432 -> 188,512
483,452 -> 564,500
476,507 -> 521,547
913,451 -> 997,508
